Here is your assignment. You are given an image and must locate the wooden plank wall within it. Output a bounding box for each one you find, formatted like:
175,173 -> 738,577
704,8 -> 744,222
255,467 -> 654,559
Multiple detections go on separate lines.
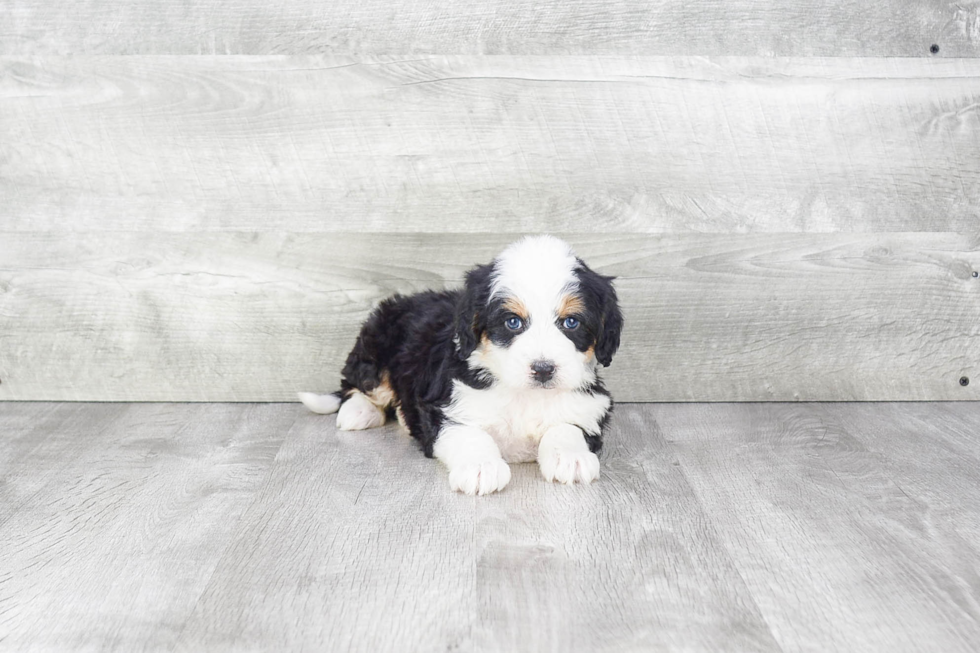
1,4 -> 979,401
3,1 -> 980,56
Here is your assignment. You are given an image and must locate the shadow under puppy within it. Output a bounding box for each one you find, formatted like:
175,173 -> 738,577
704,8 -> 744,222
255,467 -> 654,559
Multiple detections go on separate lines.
299,235 -> 623,495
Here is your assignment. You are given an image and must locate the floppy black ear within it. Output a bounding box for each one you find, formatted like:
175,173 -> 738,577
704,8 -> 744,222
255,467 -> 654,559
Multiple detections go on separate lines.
595,275 -> 623,367
453,263 -> 493,361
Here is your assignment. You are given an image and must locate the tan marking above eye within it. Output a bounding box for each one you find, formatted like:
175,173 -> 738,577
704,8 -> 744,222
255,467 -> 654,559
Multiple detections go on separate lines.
501,297 -> 529,320
558,293 -> 585,317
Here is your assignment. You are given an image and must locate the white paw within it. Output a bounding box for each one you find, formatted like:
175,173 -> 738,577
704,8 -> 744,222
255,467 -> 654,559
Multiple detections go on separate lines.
538,448 -> 600,485
448,459 -> 512,496
336,392 -> 385,431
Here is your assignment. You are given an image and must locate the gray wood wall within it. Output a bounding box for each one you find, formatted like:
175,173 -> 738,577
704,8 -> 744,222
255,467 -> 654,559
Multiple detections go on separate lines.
1,3 -> 978,401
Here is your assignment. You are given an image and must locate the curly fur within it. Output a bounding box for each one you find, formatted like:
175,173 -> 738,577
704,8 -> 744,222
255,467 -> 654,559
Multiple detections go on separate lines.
299,236 -> 623,495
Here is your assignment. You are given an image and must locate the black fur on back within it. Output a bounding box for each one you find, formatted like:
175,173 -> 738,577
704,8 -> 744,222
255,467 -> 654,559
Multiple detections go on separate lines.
340,289 -> 489,457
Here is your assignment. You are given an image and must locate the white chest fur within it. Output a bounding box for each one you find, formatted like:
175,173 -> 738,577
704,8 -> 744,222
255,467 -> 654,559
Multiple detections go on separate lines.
443,381 -> 611,463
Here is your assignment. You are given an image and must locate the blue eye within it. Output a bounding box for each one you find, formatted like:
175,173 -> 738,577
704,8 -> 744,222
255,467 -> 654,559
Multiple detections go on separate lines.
562,316 -> 580,330
505,316 -> 523,330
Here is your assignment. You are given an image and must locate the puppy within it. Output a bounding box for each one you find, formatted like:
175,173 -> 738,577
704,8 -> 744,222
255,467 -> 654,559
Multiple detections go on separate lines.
299,235 -> 623,495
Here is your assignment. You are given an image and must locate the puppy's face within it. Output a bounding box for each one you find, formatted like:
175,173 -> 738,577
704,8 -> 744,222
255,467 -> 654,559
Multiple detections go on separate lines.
455,236 -> 622,391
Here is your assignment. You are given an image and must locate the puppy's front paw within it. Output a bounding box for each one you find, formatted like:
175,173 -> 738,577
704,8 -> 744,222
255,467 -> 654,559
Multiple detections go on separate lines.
449,459 -> 511,496
538,448 -> 600,485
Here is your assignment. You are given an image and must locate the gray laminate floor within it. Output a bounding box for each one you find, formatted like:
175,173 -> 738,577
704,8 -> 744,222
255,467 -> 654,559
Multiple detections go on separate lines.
1,402 -> 979,652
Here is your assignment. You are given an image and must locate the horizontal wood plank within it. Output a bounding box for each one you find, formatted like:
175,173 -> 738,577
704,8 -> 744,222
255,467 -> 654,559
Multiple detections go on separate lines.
2,56 -> 979,234
2,1 -> 978,56
1,232 -> 977,402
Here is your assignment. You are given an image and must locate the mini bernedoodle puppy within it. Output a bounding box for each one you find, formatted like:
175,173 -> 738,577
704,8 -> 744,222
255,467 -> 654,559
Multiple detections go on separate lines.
299,235 -> 623,495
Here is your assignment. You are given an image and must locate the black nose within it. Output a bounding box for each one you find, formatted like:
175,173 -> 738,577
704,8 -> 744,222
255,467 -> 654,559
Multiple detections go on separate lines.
531,360 -> 556,382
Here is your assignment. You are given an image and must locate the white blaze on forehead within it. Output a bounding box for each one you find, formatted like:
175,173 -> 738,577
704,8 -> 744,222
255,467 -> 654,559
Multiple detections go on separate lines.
490,235 -> 579,315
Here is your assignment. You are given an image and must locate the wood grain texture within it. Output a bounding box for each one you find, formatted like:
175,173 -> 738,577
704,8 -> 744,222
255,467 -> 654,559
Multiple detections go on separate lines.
0,402 -> 290,651
1,232 -> 978,402
471,406 -> 780,652
821,402 -> 980,559
2,0 -> 979,56
655,403 -> 980,652
172,407 -> 480,652
0,402 -> 124,525
175,406 -> 781,652
3,402 -> 980,651
2,56 -> 979,234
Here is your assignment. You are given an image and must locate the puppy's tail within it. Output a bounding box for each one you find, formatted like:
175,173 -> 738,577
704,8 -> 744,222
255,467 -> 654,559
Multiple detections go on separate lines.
297,391 -> 342,414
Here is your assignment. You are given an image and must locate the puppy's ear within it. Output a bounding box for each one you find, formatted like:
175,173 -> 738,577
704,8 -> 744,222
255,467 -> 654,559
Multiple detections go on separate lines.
594,275 -> 623,368
454,263 -> 493,361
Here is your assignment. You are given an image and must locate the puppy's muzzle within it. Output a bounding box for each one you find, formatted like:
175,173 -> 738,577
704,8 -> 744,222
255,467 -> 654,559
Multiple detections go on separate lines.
531,359 -> 557,384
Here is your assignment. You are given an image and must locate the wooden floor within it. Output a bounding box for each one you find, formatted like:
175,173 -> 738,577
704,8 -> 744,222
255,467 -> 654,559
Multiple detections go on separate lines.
1,402 -> 979,651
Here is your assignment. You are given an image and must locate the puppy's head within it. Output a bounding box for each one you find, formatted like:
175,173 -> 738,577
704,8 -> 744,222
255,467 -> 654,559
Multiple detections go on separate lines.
454,236 -> 622,390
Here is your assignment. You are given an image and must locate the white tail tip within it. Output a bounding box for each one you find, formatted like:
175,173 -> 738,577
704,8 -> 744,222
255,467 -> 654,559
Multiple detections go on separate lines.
298,392 -> 342,414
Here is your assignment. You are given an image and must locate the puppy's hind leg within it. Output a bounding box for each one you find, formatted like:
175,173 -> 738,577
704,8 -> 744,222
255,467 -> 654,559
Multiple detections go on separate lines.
333,299 -> 404,431
336,390 -> 387,431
